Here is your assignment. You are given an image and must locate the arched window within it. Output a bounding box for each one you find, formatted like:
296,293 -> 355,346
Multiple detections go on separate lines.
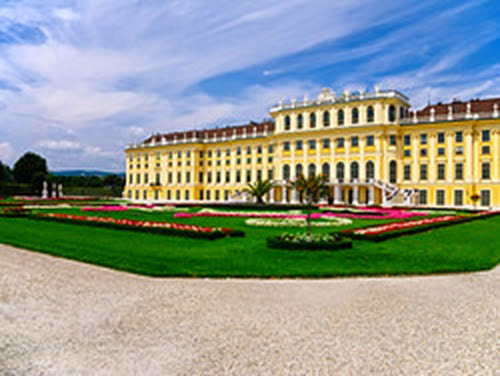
352,108 -> 359,124
350,161 -> 359,181
336,162 -> 344,181
284,115 -> 291,130
399,106 -> 405,120
283,164 -> 290,180
295,163 -> 303,177
388,105 -> 396,122
389,160 -> 397,183
365,161 -> 375,180
309,113 -> 316,128
323,111 -> 330,127
322,162 -> 330,180
297,114 -> 303,129
367,106 -> 374,122
308,163 -> 316,177
338,109 -> 344,125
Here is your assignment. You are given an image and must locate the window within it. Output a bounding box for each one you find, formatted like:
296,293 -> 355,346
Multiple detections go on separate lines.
308,140 -> 316,150
236,147 -> 241,155
455,163 -> 463,180
135,190 -> 139,200
178,151 -> 182,158
236,170 -> 241,183
322,162 -> 330,180
337,137 -> 344,148
420,148 -> 427,157
216,172 -> 221,183
420,134 -> 427,145
336,162 -> 344,181
404,135 -> 411,146
186,171 -> 190,183
268,169 -> 273,180
206,190 -> 211,201
419,190 -> 427,205
388,105 -> 396,122
481,162 -> 491,180
480,190 -> 491,206
437,163 -> 445,180
350,162 -> 359,181
404,149 -> 411,157
297,114 -> 303,129
399,106 -> 405,119
295,164 -> 303,177
404,165 -> 411,180
216,149 -> 221,158
185,190 -> 189,201
455,146 -> 463,155
268,157 -> 273,163
177,172 -> 181,184
436,190 -> 445,206
366,161 -> 375,180
208,150 -> 212,158
323,111 -> 330,126
420,164 -> 428,180
322,138 -> 330,149
284,115 -> 291,130
129,174 -> 133,185
247,146 -> 251,154
143,190 -> 147,200
482,130 -> 490,142
199,151 -> 204,158
215,190 -> 220,201
176,190 -> 180,200
352,108 -> 359,124
225,171 -> 230,183
454,190 -> 463,206
257,157 -> 262,164
268,145 -> 273,153
236,158 -> 241,164
308,163 -> 316,177
389,160 -> 397,183
136,173 -> 141,184
199,172 -> 203,183
367,106 -> 374,123
366,135 -> 374,146
257,170 -> 262,181
296,140 -> 303,150
309,113 -> 316,128
337,109 -> 344,125
455,131 -> 463,143
437,132 -> 445,144
283,142 -> 290,151
246,170 -> 251,183
389,135 -> 396,146
437,147 -> 445,156
482,146 -> 490,154
225,148 -> 230,156
168,172 -> 172,183
207,172 -> 212,183
351,136 -> 359,147
224,190 -> 230,201
257,146 -> 262,154
199,189 -> 204,200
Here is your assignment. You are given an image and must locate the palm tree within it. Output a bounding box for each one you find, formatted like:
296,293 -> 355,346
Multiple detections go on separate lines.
290,174 -> 329,237
243,179 -> 275,205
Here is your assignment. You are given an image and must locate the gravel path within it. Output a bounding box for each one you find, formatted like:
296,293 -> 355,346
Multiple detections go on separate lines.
1,244 -> 498,375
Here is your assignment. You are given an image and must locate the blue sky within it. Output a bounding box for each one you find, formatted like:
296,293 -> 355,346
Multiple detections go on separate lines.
0,0 -> 498,171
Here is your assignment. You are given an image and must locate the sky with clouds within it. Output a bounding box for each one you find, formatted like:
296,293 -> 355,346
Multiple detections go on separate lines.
0,0 -> 498,171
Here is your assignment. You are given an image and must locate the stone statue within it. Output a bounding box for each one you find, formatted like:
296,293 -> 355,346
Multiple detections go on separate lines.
52,183 -> 58,198
42,181 -> 48,199
58,184 -> 63,198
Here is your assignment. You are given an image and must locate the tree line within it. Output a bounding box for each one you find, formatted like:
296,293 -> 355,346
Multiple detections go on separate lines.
0,152 -> 124,197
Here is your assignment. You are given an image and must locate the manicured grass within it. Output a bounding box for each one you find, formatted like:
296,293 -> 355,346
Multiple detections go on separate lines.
0,211 -> 498,277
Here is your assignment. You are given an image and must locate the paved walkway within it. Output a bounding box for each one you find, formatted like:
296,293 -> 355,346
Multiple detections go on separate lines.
0,244 -> 498,375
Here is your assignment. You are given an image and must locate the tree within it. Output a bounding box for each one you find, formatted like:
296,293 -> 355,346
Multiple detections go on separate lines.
12,152 -> 48,184
0,161 -> 12,182
243,179 -> 275,205
289,174 -> 329,238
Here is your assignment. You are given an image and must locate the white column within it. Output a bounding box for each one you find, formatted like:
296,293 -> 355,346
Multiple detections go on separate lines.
353,182 -> 359,205
465,131 -> 472,182
269,187 -> 275,203
292,189 -> 299,203
429,134 -> 435,182
334,183 -> 341,205
494,130 -> 499,180
281,185 -> 287,204
412,134 -> 418,183
368,185 -> 375,205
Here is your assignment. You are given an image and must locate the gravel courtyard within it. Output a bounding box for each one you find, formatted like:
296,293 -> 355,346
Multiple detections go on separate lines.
1,244 -> 498,375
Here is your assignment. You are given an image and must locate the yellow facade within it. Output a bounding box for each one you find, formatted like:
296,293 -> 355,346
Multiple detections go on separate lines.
124,88 -> 500,209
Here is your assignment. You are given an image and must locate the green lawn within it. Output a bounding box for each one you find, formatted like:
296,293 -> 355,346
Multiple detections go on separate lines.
0,208 -> 498,277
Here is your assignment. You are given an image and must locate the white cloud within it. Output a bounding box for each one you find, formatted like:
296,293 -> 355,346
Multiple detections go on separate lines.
37,140 -> 82,150
0,141 -> 15,163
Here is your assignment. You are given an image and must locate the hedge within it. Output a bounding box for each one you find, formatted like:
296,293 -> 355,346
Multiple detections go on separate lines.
267,235 -> 352,251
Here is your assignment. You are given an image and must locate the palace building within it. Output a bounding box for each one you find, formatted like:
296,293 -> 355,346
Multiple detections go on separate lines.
124,87 -> 500,208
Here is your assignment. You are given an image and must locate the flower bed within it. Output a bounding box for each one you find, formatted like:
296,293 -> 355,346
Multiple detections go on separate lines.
245,217 -> 352,227
267,232 -> 352,251
0,207 -> 29,217
81,205 -> 128,212
344,211 -> 497,241
31,212 -> 241,239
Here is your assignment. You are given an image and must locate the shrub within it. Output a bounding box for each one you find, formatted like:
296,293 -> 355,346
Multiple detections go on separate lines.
267,232 -> 352,251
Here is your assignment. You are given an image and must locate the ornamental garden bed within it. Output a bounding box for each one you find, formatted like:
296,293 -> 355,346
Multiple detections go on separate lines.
343,211 -> 498,241
29,212 -> 244,240
267,232 -> 352,251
